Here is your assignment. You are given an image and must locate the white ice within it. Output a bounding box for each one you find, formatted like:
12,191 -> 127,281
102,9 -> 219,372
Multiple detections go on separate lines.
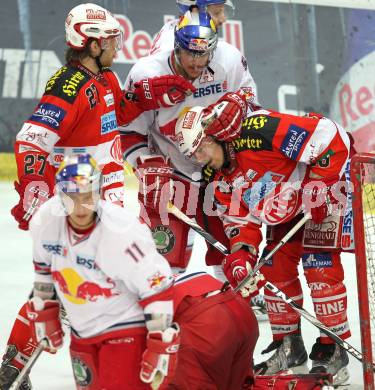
0,182 -> 366,389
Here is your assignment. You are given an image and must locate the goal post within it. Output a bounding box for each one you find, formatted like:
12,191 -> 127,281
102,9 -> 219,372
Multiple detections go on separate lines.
351,152 -> 375,390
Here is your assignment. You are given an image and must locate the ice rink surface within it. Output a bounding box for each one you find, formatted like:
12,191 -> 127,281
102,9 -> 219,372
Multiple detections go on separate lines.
0,182 -> 366,389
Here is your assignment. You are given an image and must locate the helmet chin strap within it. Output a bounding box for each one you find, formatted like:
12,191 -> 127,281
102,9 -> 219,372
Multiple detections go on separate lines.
94,49 -> 104,72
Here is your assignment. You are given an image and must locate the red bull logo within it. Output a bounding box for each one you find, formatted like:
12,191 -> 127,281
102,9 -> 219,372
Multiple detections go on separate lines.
148,271 -> 167,290
188,38 -> 208,52
52,268 -> 119,304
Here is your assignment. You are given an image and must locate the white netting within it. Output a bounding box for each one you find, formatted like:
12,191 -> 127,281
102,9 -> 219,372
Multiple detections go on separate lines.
361,163 -> 375,362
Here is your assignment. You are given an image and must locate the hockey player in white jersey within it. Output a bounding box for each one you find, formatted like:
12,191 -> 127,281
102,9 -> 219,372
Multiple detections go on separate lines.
121,10 -> 258,282
3,154 -> 179,390
149,0 -> 235,55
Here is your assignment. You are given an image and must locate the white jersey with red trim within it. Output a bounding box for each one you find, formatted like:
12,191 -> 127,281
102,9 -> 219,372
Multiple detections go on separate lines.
149,19 -> 178,55
30,197 -> 173,339
121,42 -> 258,182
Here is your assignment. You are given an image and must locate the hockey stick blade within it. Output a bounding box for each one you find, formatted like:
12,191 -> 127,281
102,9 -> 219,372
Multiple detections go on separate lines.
167,203 -> 375,370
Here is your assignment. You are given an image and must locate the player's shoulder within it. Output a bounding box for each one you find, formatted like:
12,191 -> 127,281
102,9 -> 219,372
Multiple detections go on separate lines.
43,63 -> 91,104
128,51 -> 171,79
213,41 -> 246,68
159,19 -> 178,32
97,201 -> 152,240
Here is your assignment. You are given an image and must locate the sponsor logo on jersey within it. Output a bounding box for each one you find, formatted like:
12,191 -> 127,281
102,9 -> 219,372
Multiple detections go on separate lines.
63,71 -> 86,97
101,110 -> 118,134
104,93 -> 115,107
246,169 -> 257,181
242,115 -> 268,131
280,124 -> 309,159
302,253 -> 333,269
45,66 -> 68,92
233,115 -> 280,152
110,134 -> 123,165
242,171 -> 285,209
42,242 -> 67,256
18,124 -> 51,150
29,103 -> 66,130
341,160 -> 354,250
232,136 -> 265,151
102,171 -> 124,187
152,225 -> 175,254
193,82 -> 227,98
52,268 -> 119,303
315,148 -> 334,168
76,255 -> 98,270
72,357 -> 92,387
263,186 -> 299,224
147,271 -> 167,290
199,68 -> 214,83
303,220 -> 339,248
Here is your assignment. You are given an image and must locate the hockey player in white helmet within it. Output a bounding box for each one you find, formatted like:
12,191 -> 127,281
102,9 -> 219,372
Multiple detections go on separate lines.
121,10 -> 258,287
150,0 -> 235,54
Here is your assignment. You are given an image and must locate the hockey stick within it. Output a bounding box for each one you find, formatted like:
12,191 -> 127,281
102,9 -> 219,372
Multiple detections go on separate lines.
9,341 -> 46,390
167,202 -> 375,370
167,201 -> 309,282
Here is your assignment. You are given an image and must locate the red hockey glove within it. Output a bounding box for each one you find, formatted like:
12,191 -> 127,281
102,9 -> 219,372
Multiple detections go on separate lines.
11,175 -> 51,230
204,89 -> 256,142
222,248 -> 266,299
127,75 -> 196,110
301,175 -> 341,224
26,297 -> 64,352
140,323 -> 180,388
136,155 -> 174,211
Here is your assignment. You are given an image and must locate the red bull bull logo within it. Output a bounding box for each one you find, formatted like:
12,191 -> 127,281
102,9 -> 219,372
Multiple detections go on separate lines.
52,268 -> 119,304
148,271 -> 167,290
188,38 -> 208,52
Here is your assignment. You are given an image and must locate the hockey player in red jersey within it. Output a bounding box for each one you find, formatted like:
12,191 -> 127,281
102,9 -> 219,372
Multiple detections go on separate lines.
1,154 -> 258,390
10,2 -> 195,232
175,102 -> 352,386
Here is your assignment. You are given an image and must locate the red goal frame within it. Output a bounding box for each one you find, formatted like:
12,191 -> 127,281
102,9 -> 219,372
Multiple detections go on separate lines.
351,152 -> 375,390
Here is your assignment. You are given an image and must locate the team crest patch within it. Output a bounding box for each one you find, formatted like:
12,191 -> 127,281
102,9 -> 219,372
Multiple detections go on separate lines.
152,225 -> 175,254
72,357 -> 92,387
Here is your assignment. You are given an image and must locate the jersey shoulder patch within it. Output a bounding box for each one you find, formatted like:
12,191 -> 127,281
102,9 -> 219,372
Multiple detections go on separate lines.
232,114 -> 281,152
44,65 -> 91,104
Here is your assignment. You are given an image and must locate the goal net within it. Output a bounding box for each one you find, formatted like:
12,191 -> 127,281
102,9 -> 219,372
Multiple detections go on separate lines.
351,152 -> 375,389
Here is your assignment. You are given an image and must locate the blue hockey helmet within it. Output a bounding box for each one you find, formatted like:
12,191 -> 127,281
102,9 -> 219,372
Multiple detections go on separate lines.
55,154 -> 101,194
174,11 -> 218,56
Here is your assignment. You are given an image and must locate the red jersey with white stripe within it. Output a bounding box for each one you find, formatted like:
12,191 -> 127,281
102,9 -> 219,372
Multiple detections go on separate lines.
15,63 -> 142,203
204,110 -> 350,250
121,43 -> 258,183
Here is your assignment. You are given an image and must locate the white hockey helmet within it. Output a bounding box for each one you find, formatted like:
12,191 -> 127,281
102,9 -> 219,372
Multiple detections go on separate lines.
175,106 -> 216,157
65,3 -> 122,50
